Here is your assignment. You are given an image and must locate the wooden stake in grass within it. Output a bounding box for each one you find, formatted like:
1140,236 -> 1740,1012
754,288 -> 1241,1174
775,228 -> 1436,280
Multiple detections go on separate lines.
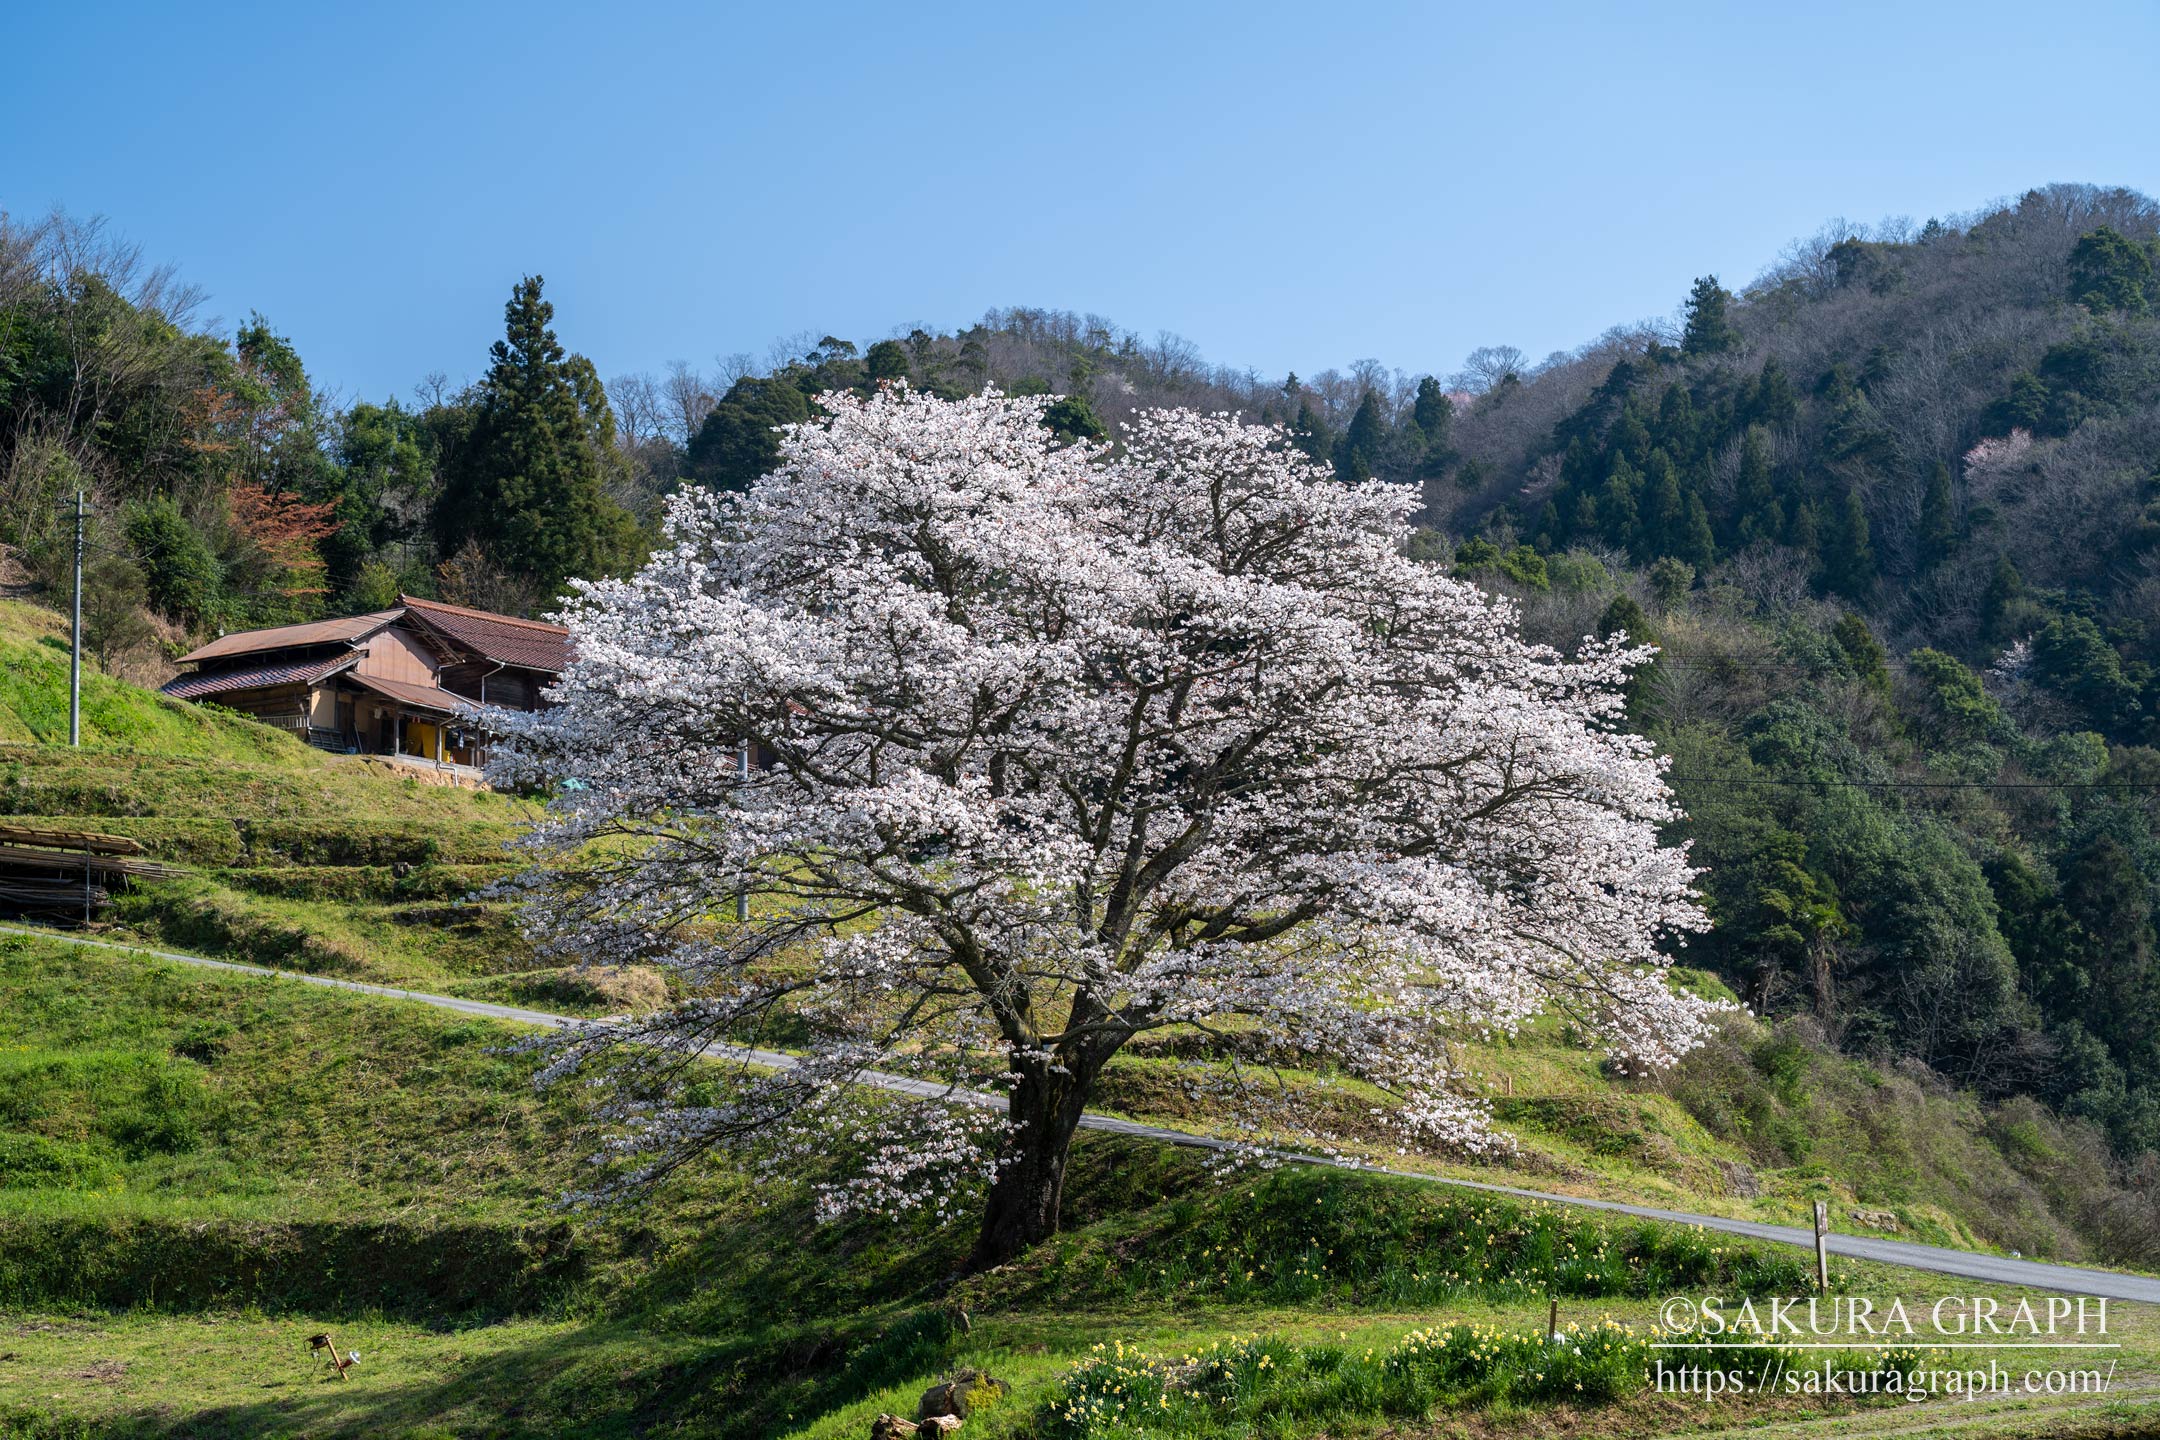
1813,1201 -> 1830,1292
1548,1298 -> 1559,1341
307,1332 -> 355,1380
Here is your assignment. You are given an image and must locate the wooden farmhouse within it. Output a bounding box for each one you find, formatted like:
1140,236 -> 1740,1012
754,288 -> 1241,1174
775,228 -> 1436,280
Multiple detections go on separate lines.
161,596 -> 570,772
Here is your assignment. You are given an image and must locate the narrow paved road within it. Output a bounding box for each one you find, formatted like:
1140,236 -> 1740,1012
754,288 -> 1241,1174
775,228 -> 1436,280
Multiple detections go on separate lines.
14,924 -> 2160,1305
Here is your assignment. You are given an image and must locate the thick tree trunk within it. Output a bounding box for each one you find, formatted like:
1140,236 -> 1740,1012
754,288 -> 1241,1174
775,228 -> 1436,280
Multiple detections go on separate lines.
965,1058 -> 1096,1272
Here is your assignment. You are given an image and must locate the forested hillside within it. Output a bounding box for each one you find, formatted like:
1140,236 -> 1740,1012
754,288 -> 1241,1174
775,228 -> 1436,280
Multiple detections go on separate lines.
6,183 -> 2160,1179
1421,184 -> 2160,1166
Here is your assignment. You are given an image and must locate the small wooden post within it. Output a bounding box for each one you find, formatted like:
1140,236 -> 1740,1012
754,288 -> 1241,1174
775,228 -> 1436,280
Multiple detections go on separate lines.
307,1331 -> 353,1380
1813,1200 -> 1830,1291
1502,1072 -> 1513,1097
1547,1298 -> 1559,1341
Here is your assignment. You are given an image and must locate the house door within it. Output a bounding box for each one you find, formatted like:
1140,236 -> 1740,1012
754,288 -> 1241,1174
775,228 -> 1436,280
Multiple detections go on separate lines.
377,711 -> 394,754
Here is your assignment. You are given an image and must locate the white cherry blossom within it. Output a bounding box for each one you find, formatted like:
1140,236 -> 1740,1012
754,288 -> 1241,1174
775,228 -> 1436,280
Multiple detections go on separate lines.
495,385 -> 1717,1269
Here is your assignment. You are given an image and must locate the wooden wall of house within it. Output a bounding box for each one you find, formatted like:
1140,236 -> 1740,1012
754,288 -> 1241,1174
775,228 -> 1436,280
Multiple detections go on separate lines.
437,661 -> 490,703
436,662 -> 547,711
356,626 -> 439,686
488,669 -> 540,709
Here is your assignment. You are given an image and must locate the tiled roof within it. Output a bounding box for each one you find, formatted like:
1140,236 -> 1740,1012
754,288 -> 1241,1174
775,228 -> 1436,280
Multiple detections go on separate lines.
397,595 -> 572,674
177,612 -> 402,665
347,671 -> 481,718
161,654 -> 357,700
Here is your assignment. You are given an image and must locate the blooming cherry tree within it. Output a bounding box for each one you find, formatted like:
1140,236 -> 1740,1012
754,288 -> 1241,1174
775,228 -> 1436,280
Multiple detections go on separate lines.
497,386 -> 1716,1269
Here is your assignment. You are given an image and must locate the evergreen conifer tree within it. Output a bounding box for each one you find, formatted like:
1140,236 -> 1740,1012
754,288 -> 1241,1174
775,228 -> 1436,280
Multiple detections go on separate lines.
1611,403 -> 1653,465
1734,426 -> 1778,545
1413,375 -> 1452,438
434,275 -> 642,605
1533,500 -> 1562,550
1679,493 -> 1717,570
686,376 -> 814,492
1751,356 -> 1798,427
1832,612 -> 1892,698
1918,461 -> 1956,567
1291,397 -> 1333,463
1825,487 -> 1875,597
1980,554 -> 2025,641
1597,592 -> 1652,642
1599,457 -> 1642,549
1657,383 -> 1698,458
1682,276 -> 1741,356
1643,450 -> 1686,557
1412,376 -> 1454,475
1787,498 -> 1820,555
1647,557 -> 1694,612
2061,837 -> 2160,1060
1335,390 -> 1385,483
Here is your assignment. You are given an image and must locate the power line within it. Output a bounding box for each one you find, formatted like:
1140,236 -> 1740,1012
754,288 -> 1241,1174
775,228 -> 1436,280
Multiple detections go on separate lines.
1668,774 -> 2160,792
1648,657 -> 1860,669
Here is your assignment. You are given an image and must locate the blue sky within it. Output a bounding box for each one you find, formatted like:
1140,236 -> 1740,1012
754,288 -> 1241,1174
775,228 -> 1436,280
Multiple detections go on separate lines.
4,1 -> 2155,404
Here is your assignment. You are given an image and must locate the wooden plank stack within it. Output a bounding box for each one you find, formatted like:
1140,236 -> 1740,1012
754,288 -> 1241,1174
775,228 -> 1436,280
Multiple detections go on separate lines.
0,823 -> 185,920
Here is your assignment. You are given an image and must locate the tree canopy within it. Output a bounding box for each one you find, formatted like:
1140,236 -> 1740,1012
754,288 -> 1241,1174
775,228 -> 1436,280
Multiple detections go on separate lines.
498,388 -> 1715,1267
433,276 -> 642,604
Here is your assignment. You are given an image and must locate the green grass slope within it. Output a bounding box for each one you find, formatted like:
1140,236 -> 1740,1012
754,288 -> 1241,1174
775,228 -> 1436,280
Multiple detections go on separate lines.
6,937 -> 2156,1440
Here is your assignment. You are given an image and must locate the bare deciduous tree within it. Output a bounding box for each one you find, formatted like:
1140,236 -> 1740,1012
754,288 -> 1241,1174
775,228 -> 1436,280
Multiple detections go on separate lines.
662,360 -> 718,446
608,371 -> 664,452
1453,345 -> 1526,395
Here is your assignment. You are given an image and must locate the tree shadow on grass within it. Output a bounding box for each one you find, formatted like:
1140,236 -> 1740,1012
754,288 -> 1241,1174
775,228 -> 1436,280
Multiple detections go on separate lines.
80,1306 -> 964,1440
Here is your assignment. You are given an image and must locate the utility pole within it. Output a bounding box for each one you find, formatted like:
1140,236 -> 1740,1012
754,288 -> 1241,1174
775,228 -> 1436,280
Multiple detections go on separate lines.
66,490 -> 86,748
736,734 -> 751,922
